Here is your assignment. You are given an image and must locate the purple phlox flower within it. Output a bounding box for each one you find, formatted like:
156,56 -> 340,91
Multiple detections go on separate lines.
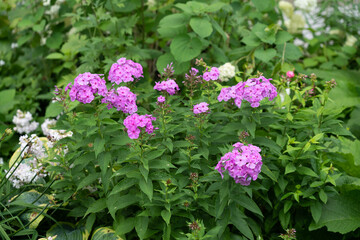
101,86 -> 137,114
193,102 -> 209,114
123,113 -> 156,139
154,79 -> 180,95
218,76 -> 277,108
202,67 -> 220,81
215,142 -> 262,185
108,58 -> 143,85
67,72 -> 107,104
157,95 -> 166,103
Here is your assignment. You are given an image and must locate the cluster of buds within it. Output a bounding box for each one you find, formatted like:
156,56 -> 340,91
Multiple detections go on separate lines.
325,79 -> 337,90
185,135 -> 196,144
188,221 -> 201,232
183,68 -> 202,97
280,228 -> 296,240
159,63 -> 175,80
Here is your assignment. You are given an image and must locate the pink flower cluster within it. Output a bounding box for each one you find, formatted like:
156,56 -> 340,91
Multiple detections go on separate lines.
123,114 -> 156,139
203,67 -> 219,81
218,76 -> 277,108
154,79 -> 180,95
101,86 -> 137,114
215,142 -> 262,185
193,102 -> 209,114
66,72 -> 107,104
108,57 -> 143,84
157,95 -> 166,103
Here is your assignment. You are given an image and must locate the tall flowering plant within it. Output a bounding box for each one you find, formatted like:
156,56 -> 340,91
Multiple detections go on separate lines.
19,58 -> 343,240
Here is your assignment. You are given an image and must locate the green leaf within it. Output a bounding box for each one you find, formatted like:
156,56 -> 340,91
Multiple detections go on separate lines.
283,201 -> 292,213
76,173 -> 100,191
278,43 -> 302,60
0,89 -> 15,114
310,191 -> 360,234
99,152 -> 111,177
46,52 -> 64,60
45,102 -> 63,118
311,201 -> 322,223
135,216 -> 149,240
234,195 -> 263,217
85,198 -> 107,217
46,32 -> 64,49
275,31 -> 293,44
170,34 -> 202,63
139,178 -> 153,201
94,137 -> 105,158
279,211 -> 290,229
91,227 -> 123,240
261,164 -> 278,182
107,194 -> 139,219
252,23 -> 277,44
161,210 -> 171,225
189,17 -> 213,38
251,0 -> 275,12
296,166 -> 318,177
46,222 -> 85,240
231,207 -> 253,240
285,163 -> 296,174
109,178 -> 138,196
254,48 -> 277,63
115,217 -> 135,235
158,13 -> 189,38
319,189 -> 328,204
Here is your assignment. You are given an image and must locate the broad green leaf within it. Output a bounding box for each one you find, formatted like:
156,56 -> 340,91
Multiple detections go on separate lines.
109,178 -> 138,196
46,52 -> 64,60
309,191 -> 360,234
158,13 -> 189,38
170,34 -> 202,63
94,137 -> 105,158
0,89 -> 15,114
91,227 -> 123,240
115,217 -> 135,235
234,195 -> 263,217
296,166 -> 318,177
254,48 -> 277,62
76,173 -> 100,191
45,102 -> 63,118
261,164 -> 278,182
46,222 -> 86,240
135,216 -> 149,240
189,17 -> 213,38
230,207 -> 253,240
139,178 -> 153,201
161,210 -> 171,225
46,32 -> 64,49
285,163 -> 296,174
252,23 -> 277,44
252,0 -> 275,12
85,198 -> 107,217
310,201 -> 322,223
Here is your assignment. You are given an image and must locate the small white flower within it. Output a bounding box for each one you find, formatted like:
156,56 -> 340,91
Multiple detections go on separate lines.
279,1 -> 294,18
13,110 -> 39,134
285,13 -> 305,34
294,0 -> 317,12
45,5 -> 60,17
345,35 -> 357,47
0,60 -> 5,66
11,43 -> 18,49
43,0 -> 50,6
0,157 -> 3,165
218,63 -> 236,82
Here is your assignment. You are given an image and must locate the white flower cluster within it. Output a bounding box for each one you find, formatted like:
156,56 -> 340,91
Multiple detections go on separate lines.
6,161 -> 45,189
13,110 -> 39,134
0,157 -> 3,165
44,0 -> 65,18
0,60 -> 5,66
294,0 -> 317,12
41,118 -> 73,142
218,63 -> 236,82
19,134 -> 48,159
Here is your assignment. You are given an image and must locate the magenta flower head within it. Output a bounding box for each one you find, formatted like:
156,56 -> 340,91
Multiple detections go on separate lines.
108,58 -> 143,85
193,102 -> 209,114
203,67 -> 220,81
218,76 -> 277,108
154,79 -> 180,95
67,72 -> 107,104
157,95 -> 166,103
286,71 -> 295,78
101,86 -> 137,114
123,113 -> 156,139
215,142 -> 262,185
